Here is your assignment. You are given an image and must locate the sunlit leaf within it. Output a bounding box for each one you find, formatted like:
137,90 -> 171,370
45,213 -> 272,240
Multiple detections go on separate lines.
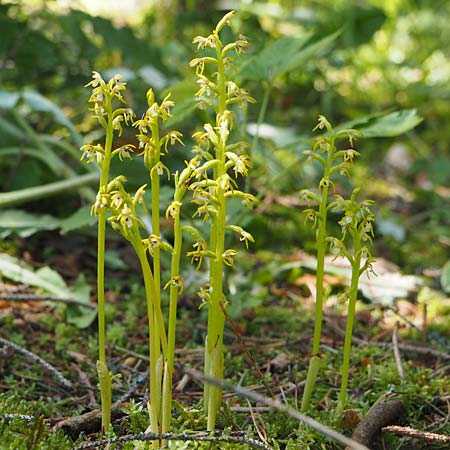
441,260 -> 450,293
338,110 -> 423,138
0,253 -> 68,298
237,32 -> 339,82
60,206 -> 97,234
0,91 -> 20,109
0,209 -> 61,238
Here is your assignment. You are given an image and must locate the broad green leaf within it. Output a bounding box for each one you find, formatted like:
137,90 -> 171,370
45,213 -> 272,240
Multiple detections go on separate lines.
22,89 -> 82,146
0,147 -> 63,174
0,91 -> 20,109
0,253 -> 68,298
247,123 -> 300,147
66,274 -> 96,328
338,109 -> 423,138
104,249 -> 127,270
0,253 -> 95,328
237,31 -> 339,82
35,266 -> 67,291
60,206 -> 97,234
441,260 -> 450,293
0,209 -> 61,238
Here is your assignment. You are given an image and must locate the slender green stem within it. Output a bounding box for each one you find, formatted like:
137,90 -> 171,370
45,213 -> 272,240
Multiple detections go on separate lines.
135,243 -> 160,444
162,200 -> 183,433
338,235 -> 362,414
0,172 -> 98,208
96,99 -> 114,432
97,209 -> 107,365
149,123 -> 163,366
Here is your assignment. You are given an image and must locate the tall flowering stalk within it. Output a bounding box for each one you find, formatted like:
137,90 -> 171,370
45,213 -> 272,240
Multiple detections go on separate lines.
299,116 -> 361,412
328,189 -> 375,414
81,72 -> 134,431
82,74 -> 187,443
188,11 -> 256,429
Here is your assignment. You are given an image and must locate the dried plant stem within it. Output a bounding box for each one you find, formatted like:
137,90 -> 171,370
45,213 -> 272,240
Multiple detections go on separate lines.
0,336 -> 72,389
392,321 -> 405,381
75,431 -> 272,450
185,368 -> 370,450
0,293 -> 96,309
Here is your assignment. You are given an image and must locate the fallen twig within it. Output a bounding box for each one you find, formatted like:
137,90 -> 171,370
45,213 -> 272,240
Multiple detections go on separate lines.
346,399 -> 404,450
0,336 -> 72,389
74,431 -> 272,450
52,406 -> 125,439
0,293 -> 96,309
325,316 -> 450,361
392,322 -> 405,381
382,425 -> 450,445
184,367 -> 370,450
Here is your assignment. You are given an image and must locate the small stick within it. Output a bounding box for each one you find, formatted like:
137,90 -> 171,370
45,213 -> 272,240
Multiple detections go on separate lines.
382,425 -> 450,444
0,336 -> 72,389
392,322 -> 405,381
74,431 -> 272,450
325,317 -> 450,361
184,367 -> 370,450
219,301 -> 275,398
0,293 -> 96,309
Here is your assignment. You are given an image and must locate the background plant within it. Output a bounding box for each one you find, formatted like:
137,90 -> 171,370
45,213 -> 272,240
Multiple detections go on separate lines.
327,188 -> 375,414
299,115 -> 362,412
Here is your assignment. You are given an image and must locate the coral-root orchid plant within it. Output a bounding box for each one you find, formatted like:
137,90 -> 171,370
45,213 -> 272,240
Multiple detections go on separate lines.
188,10 -> 256,430
81,72 -> 134,432
299,116 -> 365,413
329,189 -> 375,414
81,10 -> 256,441
82,73 -> 190,443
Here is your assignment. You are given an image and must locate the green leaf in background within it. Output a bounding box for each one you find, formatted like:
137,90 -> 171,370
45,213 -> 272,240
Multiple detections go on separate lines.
0,209 -> 61,238
338,109 -> 423,137
66,274 -> 97,329
60,206 -> 97,234
237,31 -> 339,82
22,90 -> 82,146
0,91 -> 20,109
104,249 -> 127,271
441,260 -> 450,293
0,253 -> 95,328
0,253 -> 69,298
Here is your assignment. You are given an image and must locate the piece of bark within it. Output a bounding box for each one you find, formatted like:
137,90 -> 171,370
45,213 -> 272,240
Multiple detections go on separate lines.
51,406 -> 125,439
345,399 -> 404,450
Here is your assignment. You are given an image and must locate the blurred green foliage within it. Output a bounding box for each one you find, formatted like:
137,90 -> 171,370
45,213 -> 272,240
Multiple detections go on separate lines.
0,0 -> 448,270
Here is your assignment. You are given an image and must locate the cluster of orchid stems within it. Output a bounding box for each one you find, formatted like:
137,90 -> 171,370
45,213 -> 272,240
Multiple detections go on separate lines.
298,116 -> 375,414
82,72 -> 191,444
81,10 -> 256,442
188,10 -> 256,430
